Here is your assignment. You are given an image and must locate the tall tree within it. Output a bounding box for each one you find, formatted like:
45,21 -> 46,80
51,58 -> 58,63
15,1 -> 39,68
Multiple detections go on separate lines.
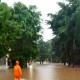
9,2 -> 42,67
47,0 -> 80,66
0,2 -> 42,67
0,2 -> 11,58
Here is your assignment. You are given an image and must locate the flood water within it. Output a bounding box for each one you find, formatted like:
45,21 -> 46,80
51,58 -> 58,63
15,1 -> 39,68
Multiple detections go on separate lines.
0,62 -> 80,80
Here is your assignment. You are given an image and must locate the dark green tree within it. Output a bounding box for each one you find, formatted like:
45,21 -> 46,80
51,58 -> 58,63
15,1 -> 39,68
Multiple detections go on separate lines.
47,0 -> 80,66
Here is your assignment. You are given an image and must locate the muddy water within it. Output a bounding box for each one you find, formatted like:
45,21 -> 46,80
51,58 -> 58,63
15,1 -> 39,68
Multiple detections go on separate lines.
0,63 -> 80,80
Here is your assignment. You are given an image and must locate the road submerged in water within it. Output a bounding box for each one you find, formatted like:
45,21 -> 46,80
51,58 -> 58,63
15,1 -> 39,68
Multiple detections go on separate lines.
0,62 -> 80,80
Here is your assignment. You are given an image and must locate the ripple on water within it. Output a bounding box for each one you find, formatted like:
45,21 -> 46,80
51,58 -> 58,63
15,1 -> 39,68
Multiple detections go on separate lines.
21,79 -> 26,80
0,66 -> 8,69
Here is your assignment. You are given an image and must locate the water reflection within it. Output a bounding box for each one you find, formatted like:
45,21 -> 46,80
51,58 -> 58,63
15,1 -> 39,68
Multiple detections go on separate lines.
0,63 -> 80,80
29,65 -> 33,80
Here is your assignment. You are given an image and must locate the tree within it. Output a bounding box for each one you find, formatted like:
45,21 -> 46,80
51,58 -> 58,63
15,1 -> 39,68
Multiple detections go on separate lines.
9,2 -> 42,67
37,38 -> 53,63
47,0 -> 80,66
0,2 -> 42,67
0,2 -> 11,58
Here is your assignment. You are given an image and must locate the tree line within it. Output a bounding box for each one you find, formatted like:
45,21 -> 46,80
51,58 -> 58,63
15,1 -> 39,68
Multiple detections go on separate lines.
47,0 -> 80,67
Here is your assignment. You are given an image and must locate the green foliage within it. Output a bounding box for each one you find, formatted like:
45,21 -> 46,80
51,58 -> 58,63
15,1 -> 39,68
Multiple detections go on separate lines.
0,2 -> 11,58
37,39 -> 52,61
0,2 -> 42,67
47,0 -> 80,66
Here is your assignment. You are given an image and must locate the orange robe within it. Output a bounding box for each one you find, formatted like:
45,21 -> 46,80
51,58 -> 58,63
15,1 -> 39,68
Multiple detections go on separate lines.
14,63 -> 22,80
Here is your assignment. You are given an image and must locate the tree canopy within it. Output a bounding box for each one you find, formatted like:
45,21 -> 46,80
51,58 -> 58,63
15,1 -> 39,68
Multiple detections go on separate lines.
0,2 -> 42,67
47,0 -> 80,66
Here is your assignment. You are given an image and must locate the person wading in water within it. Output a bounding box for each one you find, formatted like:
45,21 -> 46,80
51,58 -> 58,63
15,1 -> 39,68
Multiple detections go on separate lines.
14,61 -> 22,80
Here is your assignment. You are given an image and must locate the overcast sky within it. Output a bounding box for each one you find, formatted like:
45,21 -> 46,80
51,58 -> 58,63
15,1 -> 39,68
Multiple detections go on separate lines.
2,0 -> 64,41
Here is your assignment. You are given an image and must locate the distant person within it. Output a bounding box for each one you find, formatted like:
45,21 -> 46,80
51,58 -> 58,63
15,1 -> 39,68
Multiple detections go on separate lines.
29,59 -> 32,65
14,61 -> 22,80
40,56 -> 44,64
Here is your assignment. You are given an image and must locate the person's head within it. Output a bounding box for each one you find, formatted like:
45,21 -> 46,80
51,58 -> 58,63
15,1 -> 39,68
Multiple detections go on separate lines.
16,61 -> 19,65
